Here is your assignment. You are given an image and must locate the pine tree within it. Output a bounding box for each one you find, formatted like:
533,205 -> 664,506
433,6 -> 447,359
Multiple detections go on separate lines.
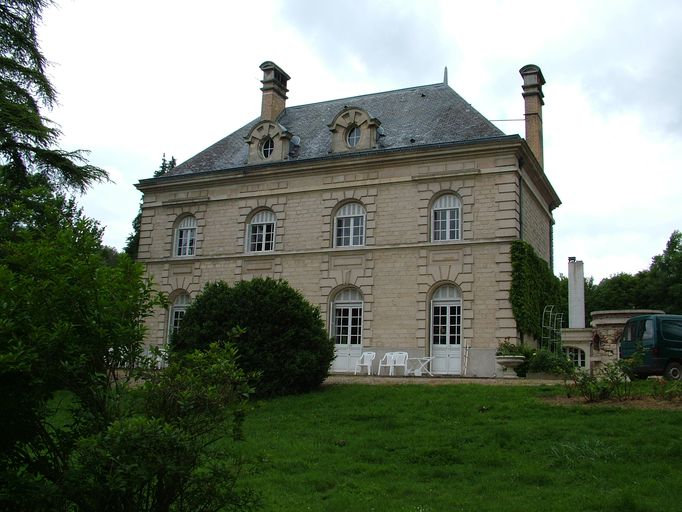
0,0 -> 107,192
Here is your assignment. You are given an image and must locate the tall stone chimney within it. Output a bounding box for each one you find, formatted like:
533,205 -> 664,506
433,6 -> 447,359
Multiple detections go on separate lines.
260,61 -> 290,121
568,256 -> 585,329
519,64 -> 545,167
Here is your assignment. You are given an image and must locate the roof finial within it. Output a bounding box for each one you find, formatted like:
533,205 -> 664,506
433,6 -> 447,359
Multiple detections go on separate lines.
443,66 -> 448,85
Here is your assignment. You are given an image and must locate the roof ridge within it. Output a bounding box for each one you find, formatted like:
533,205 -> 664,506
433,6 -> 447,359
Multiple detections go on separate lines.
284,82 -> 449,111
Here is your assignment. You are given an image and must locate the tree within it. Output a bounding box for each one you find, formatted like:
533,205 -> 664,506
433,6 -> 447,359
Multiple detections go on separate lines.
0,0 -> 107,192
172,277 -> 335,397
642,230 -> 682,314
124,154 -> 175,258
61,343 -> 259,512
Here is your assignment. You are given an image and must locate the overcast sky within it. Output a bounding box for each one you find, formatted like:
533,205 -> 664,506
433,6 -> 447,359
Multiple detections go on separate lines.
38,0 -> 681,282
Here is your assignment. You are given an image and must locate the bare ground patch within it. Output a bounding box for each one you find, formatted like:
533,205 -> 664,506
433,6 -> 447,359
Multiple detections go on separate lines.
541,395 -> 682,410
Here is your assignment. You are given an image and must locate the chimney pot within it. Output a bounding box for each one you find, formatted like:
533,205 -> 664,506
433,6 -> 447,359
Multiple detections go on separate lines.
519,64 -> 546,168
259,61 -> 290,121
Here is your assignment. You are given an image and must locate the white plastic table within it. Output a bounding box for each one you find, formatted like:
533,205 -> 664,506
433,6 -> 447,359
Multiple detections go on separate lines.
407,357 -> 433,377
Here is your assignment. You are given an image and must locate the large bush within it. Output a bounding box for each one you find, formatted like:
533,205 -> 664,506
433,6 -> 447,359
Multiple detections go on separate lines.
172,278 -> 335,397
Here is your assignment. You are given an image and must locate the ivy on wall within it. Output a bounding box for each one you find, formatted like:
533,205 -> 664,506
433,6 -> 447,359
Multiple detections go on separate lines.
510,240 -> 560,340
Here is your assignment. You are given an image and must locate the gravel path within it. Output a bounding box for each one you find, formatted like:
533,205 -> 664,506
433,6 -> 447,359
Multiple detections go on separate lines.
323,374 -> 566,386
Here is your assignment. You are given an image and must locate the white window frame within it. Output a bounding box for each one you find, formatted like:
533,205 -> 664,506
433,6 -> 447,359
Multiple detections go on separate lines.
332,288 -> 363,345
346,126 -> 361,148
431,285 -> 462,346
431,194 -> 461,242
564,346 -> 586,368
168,293 -> 191,341
248,210 -> 276,253
175,216 -> 197,257
261,137 -> 274,159
335,202 -> 365,247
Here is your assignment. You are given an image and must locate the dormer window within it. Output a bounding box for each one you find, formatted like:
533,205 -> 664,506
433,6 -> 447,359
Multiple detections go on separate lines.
245,122 -> 293,164
329,107 -> 380,153
261,137 -> 274,159
346,126 -> 361,148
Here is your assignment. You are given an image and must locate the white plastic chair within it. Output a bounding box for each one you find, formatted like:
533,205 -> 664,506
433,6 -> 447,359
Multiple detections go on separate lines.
354,351 -> 376,375
378,352 -> 395,375
392,351 -> 409,376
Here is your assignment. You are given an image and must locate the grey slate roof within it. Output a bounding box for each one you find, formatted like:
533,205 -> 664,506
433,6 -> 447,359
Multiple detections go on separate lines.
166,82 -> 505,177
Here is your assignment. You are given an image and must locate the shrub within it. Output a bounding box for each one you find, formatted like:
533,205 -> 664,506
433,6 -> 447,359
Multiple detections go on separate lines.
172,278 -> 335,397
571,359 -> 634,402
526,349 -> 575,376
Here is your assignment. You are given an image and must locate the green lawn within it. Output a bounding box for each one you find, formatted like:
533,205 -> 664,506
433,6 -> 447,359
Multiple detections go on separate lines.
234,383 -> 682,511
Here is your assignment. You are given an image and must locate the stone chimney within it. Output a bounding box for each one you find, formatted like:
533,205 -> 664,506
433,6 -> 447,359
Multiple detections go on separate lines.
568,256 -> 585,329
260,61 -> 290,121
519,64 -> 545,167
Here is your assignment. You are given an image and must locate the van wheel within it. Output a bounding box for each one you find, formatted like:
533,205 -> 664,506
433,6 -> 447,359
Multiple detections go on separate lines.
664,362 -> 682,381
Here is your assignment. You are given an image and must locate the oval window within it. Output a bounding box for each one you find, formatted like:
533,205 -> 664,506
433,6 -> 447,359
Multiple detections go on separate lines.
346,126 -> 360,148
261,137 -> 274,159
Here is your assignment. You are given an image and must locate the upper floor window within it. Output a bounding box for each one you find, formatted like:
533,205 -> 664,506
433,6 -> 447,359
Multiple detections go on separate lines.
175,216 -> 197,257
346,126 -> 361,148
431,194 -> 461,242
248,210 -> 276,252
261,137 -> 274,159
335,202 -> 365,247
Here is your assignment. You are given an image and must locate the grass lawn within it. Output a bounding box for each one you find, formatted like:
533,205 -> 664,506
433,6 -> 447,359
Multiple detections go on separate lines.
234,383 -> 682,511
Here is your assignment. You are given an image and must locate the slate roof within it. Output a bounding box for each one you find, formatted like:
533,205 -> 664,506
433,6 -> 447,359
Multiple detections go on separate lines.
166,82 -> 506,177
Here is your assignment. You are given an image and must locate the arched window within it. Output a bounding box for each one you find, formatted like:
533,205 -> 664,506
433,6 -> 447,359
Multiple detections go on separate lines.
175,216 -> 196,257
331,288 -> 363,345
168,293 -> 191,341
248,210 -> 276,252
564,346 -> 586,368
335,202 -> 365,247
431,194 -> 461,242
431,285 -> 461,346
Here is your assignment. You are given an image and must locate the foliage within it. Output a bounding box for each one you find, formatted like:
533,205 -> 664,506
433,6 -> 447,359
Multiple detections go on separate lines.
590,271 -> 644,312
495,339 -> 522,356
62,343 -> 259,512
570,359 -> 638,402
0,0 -> 107,192
509,240 -> 560,341
173,277 -> 335,397
124,155 -> 175,258
643,230 -> 682,314
587,231 -> 682,314
526,349 -> 575,376
651,379 -> 682,401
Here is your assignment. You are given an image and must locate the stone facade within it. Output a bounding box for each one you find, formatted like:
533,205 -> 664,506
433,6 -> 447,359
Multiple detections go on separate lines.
137,63 -> 560,377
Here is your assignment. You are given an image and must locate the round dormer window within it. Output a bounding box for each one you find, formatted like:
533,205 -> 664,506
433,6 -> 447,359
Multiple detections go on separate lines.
346,126 -> 360,148
261,137 -> 274,159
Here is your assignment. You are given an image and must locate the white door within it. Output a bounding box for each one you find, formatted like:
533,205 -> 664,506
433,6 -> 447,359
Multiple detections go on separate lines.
430,286 -> 462,375
331,289 -> 363,372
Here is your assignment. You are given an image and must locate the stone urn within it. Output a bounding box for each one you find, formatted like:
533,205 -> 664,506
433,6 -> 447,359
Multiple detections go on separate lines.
495,355 -> 525,378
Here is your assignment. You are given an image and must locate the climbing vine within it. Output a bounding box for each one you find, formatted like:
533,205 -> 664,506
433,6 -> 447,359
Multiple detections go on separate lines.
510,240 -> 560,340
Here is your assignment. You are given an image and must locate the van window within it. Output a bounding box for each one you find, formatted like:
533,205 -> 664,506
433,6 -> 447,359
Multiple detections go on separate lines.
662,320 -> 682,342
642,319 -> 654,341
622,322 -> 637,342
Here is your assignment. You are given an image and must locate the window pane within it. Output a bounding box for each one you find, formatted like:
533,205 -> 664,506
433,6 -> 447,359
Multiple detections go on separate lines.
176,227 -> 196,256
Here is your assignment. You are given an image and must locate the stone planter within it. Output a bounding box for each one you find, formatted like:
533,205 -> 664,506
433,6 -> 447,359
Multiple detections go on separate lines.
495,355 -> 525,379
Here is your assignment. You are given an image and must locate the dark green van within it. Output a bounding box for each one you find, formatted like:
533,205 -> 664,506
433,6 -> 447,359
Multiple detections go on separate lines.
619,314 -> 682,380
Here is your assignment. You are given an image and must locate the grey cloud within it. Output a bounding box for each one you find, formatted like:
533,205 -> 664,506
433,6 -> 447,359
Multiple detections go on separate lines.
277,0 -> 456,87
